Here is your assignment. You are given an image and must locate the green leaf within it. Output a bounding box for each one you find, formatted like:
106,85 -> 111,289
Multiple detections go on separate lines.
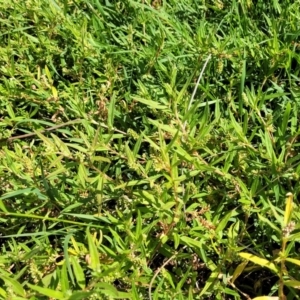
0,188 -> 47,200
264,130 -> 277,165
136,209 -> 142,241
60,261 -> 69,293
199,267 -> 221,296
2,275 -> 25,297
64,233 -> 75,286
258,214 -> 281,233
68,291 -> 94,300
215,209 -> 236,234
281,102 -> 291,135
97,282 -> 132,299
108,91 -> 117,130
35,131 -> 56,150
229,111 -> 249,145
51,133 -> 71,156
133,96 -> 169,110
6,103 -> 16,119
180,236 -> 203,249
78,163 -> 88,187
86,228 -> 100,270
26,283 -> 64,299
70,256 -> 86,290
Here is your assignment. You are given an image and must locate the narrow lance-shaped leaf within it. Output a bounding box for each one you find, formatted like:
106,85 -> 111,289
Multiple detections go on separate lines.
2,275 -> 25,297
231,260 -> 248,283
108,91 -> 116,130
27,283 -> 64,299
285,257 -> 300,267
238,252 -> 279,275
70,256 -> 86,290
283,192 -> 293,228
199,267 -> 221,297
264,130 -> 277,165
60,261 -> 69,293
86,227 -> 100,270
281,102 -> 291,136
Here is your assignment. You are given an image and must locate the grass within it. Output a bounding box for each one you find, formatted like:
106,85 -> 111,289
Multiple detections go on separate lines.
1,0 -> 300,299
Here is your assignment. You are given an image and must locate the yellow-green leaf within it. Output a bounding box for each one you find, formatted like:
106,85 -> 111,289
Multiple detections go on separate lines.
0,287 -> 7,298
252,297 -> 279,300
6,103 -> 16,119
238,252 -> 279,274
283,192 -> 293,227
44,65 -> 52,82
78,163 -> 88,188
51,133 -> 71,156
231,260 -> 248,283
35,131 -> 55,150
286,257 -> 300,267
284,279 -> 300,289
51,86 -> 58,98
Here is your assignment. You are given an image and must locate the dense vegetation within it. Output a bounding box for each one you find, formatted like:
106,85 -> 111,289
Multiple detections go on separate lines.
1,0 -> 300,299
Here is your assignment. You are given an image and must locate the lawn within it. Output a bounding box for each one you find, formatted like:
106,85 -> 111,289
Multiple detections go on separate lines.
1,0 -> 300,299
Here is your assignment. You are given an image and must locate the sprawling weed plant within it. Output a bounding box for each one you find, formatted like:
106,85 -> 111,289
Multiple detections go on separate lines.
1,0 -> 300,299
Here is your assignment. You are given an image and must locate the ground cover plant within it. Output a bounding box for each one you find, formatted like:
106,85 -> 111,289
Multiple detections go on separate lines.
1,0 -> 300,299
